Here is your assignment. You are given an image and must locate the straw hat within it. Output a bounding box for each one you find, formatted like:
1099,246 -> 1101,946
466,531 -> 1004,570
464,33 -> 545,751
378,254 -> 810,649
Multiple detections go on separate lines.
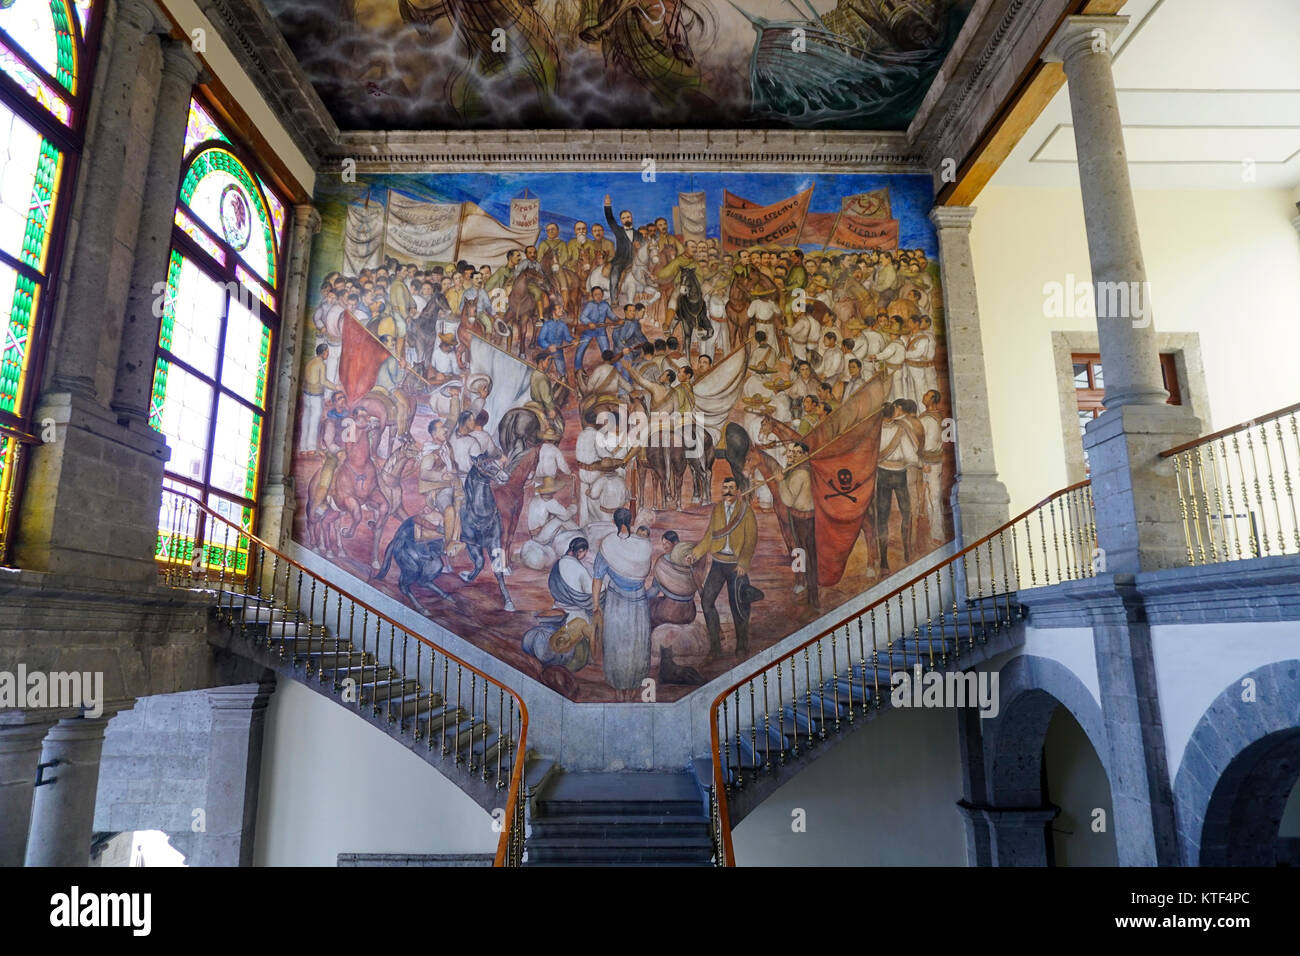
534,475 -> 565,495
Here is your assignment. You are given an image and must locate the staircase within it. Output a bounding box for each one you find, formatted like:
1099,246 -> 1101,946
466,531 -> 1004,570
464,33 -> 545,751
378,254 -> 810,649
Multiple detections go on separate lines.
158,489 -> 529,865
706,481 -> 1100,864
527,772 -> 713,866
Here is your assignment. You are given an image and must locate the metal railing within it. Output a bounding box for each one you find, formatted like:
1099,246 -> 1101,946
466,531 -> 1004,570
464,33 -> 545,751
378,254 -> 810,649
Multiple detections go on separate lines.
708,480 -> 1096,866
1161,402 -> 1300,566
156,487 -> 529,867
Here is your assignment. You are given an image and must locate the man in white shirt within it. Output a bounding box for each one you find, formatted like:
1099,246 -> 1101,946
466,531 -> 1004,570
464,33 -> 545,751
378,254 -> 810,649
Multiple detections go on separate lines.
746,288 -> 781,345
813,330 -> 845,384
919,388 -> 947,545
904,314 -> 939,406
872,318 -> 908,403
874,399 -> 920,572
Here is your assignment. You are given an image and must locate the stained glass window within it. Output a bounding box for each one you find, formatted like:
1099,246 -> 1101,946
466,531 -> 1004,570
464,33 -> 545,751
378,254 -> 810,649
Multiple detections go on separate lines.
0,0 -> 95,561
151,96 -> 286,558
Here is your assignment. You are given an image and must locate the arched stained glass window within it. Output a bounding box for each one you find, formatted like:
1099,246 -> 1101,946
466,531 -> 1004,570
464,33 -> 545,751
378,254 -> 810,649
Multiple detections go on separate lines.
0,0 -> 99,560
152,96 -> 286,570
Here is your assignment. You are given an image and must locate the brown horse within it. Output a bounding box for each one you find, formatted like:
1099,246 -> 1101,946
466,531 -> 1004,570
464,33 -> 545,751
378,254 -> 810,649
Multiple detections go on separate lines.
505,270 -> 552,357
540,249 -> 583,322
726,269 -> 780,344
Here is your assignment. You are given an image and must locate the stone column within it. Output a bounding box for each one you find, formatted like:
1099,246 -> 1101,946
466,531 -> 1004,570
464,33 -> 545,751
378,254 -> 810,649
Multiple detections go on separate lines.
24,708 -> 130,866
111,38 -> 205,424
1044,16 -> 1201,574
48,0 -> 163,400
929,206 -> 1010,545
0,714 -> 63,865
193,680 -> 274,867
258,205 -> 320,551
983,806 -> 1060,866
15,0 -> 171,583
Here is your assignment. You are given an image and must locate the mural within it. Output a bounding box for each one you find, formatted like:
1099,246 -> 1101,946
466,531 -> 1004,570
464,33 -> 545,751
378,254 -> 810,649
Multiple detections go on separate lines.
292,172 -> 956,702
264,0 -> 974,130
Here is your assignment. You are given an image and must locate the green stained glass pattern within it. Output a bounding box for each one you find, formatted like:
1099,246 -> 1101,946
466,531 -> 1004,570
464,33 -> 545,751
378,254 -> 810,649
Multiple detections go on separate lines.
178,148 -> 276,287
257,173 -> 286,253
0,263 -> 37,414
148,355 -> 169,431
0,0 -> 77,93
244,413 -> 260,499
1,102 -> 63,267
155,250 -> 183,352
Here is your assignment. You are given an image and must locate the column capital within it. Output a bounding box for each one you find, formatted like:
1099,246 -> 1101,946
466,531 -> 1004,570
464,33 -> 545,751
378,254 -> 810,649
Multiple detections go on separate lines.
159,35 -> 207,86
294,203 -> 323,236
116,0 -> 165,35
1043,14 -> 1130,68
929,205 -> 977,232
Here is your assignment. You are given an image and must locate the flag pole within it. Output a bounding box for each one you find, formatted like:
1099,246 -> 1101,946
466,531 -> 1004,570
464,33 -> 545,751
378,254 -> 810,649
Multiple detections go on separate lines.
821,200 -> 846,253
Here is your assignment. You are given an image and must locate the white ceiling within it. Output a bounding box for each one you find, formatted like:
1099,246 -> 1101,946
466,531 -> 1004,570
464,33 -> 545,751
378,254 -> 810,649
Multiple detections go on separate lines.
990,0 -> 1300,190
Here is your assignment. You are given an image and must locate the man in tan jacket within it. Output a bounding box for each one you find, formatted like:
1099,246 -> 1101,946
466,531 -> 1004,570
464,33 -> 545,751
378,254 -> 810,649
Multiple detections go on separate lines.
688,475 -> 762,657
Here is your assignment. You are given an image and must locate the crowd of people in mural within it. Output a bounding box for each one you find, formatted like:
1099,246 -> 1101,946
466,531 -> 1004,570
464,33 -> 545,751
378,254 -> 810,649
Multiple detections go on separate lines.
295,191 -> 952,701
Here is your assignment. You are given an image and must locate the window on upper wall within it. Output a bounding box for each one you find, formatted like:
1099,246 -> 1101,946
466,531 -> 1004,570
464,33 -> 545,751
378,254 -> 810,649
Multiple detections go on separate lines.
1073,352 -> 1182,472
0,0 -> 101,558
151,95 -> 287,569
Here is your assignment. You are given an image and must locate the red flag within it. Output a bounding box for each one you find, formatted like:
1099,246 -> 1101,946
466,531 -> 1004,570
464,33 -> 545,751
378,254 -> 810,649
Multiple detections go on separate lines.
808,372 -> 890,586
829,212 -> 899,250
720,187 -> 813,252
339,311 -> 388,405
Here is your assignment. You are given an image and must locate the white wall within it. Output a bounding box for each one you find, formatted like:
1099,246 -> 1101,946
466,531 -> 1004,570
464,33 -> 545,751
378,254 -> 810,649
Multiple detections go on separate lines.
731,705 -> 966,866
254,679 -> 497,866
1150,621 -> 1300,784
1044,706 -> 1117,866
970,186 -> 1300,515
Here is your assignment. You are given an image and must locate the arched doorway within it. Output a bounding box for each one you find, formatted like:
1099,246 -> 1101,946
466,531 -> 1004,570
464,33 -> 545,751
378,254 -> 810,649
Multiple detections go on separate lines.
1199,728 -> 1300,866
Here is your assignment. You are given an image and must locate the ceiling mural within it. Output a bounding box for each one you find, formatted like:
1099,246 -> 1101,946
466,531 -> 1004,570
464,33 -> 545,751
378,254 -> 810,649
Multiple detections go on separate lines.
292,171 -> 955,702
263,0 -> 975,130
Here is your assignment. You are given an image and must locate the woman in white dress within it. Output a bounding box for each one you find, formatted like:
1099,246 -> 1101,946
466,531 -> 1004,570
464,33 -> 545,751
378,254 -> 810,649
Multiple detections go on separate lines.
592,507 -> 653,700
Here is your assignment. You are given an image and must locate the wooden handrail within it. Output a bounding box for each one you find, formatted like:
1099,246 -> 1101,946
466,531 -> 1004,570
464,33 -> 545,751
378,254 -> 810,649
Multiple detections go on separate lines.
709,478 -> 1092,866
1159,401 -> 1300,459
162,489 -> 530,866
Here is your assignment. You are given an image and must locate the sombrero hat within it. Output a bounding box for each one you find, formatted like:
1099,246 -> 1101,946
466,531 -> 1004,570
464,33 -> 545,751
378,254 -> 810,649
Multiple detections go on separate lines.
437,332 -> 455,344
534,475 -> 565,495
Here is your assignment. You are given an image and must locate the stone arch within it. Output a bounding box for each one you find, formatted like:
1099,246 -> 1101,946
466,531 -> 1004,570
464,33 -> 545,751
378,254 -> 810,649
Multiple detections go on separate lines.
1174,659 -> 1300,866
985,654 -> 1110,807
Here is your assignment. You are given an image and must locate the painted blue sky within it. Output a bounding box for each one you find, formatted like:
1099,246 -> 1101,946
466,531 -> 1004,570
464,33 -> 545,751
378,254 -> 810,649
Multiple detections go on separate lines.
322,172 -> 939,257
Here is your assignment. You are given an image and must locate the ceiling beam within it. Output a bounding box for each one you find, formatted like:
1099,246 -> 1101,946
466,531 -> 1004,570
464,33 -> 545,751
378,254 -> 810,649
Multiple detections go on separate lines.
938,0 -> 1128,206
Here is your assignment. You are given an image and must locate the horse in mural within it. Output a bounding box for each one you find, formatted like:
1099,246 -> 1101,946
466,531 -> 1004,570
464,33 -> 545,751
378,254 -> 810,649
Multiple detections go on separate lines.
504,269 -> 552,357
726,269 -> 779,344
672,265 -> 712,356
540,249 -> 583,322
458,450 -> 516,612
373,515 -> 453,606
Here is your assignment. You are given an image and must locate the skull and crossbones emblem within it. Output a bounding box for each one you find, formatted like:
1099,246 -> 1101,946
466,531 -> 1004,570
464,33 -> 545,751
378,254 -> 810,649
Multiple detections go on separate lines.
823,468 -> 867,502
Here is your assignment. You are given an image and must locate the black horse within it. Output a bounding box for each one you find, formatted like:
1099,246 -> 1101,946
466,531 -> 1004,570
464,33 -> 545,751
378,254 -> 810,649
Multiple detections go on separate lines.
673,265 -> 712,356
458,451 -> 516,612
373,516 -> 452,605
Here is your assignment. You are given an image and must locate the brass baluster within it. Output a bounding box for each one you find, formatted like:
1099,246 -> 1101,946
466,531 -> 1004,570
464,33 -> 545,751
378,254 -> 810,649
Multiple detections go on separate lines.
413,641 -> 422,739
1233,432 -> 1260,556
1206,440 -> 1229,563
1278,414 -> 1300,553
1187,450 -> 1207,565
721,699 -> 731,793
815,642 -> 826,741
500,693 -> 512,790
734,688 -> 744,787
1023,513 -> 1037,587
342,603 -> 356,691
922,575 -> 935,668
1291,413 -> 1300,551
748,680 -> 758,777
870,607 -> 881,711
400,629 -> 411,731
1219,436 -> 1241,559
328,591 -> 342,684
857,617 -> 868,713
481,679 -> 489,782
1193,445 -> 1218,563
830,629 -> 841,733
306,579 -> 319,674
426,650 -> 438,749
999,529 -> 1014,621
776,661 -> 785,764
452,664 -> 462,761
356,609 -> 368,710
1259,421 -> 1286,554
442,656 -> 452,756
386,622 -> 396,724
496,689 -> 505,789
1037,506 -> 1049,584
844,624 -> 856,724
790,657 -> 801,756
761,670 -> 772,771
216,521 -> 231,624
371,613 -> 382,715
1171,452 -> 1191,564
468,672 -> 477,771
1048,497 -> 1063,582
883,598 -> 894,691
910,583 -> 923,669
947,562 -> 960,659
291,570 -> 304,665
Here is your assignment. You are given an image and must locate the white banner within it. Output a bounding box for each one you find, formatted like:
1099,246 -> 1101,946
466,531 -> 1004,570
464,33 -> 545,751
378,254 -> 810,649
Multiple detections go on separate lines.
343,202 -> 385,276
510,197 -> 540,233
676,190 -> 707,242
458,202 -> 539,268
384,191 -> 461,264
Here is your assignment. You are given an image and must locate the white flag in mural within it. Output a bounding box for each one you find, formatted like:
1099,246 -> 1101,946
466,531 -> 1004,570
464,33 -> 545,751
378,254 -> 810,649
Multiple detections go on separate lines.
509,197 -> 540,233
384,190 -> 461,264
343,202 -> 385,275
676,191 -> 707,242
459,202 -> 538,267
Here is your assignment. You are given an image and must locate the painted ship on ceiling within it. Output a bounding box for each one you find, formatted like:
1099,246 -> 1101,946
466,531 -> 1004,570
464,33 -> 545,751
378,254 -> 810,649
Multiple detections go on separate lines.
734,0 -> 969,129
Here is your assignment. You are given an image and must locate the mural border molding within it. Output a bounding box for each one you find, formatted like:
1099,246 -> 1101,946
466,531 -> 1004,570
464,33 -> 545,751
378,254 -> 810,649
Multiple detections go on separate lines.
185,0 -> 1061,180
321,130 -> 930,174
